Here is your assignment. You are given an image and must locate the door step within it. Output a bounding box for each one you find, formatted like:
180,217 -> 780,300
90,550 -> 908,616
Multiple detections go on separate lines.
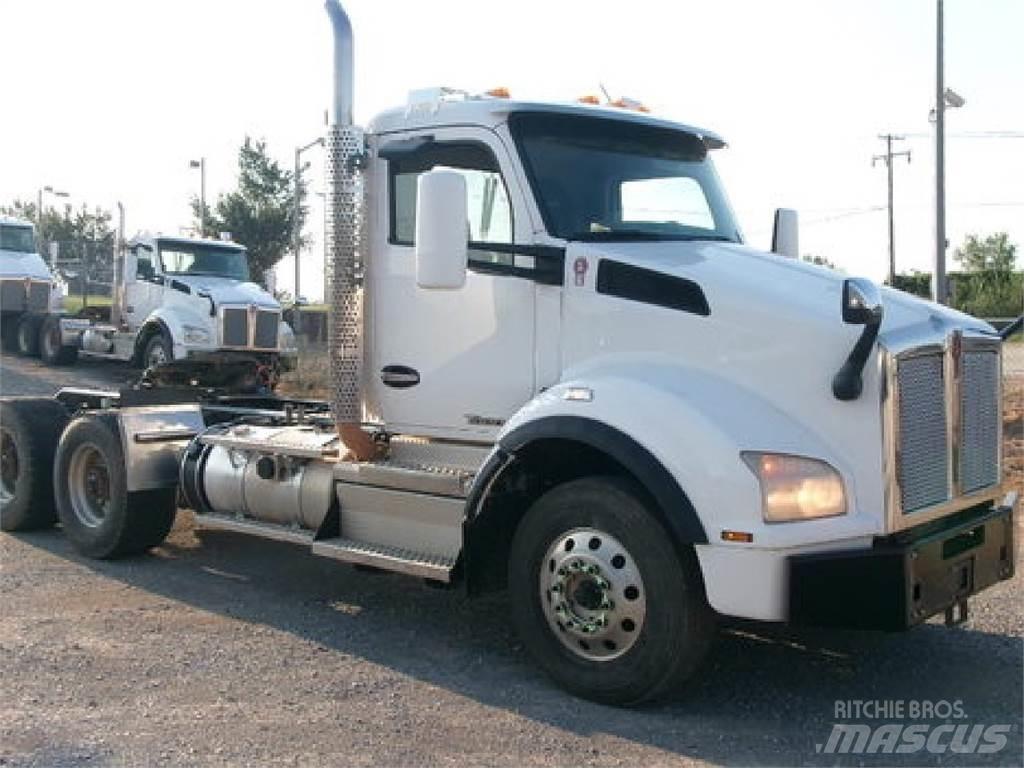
311,537 -> 456,582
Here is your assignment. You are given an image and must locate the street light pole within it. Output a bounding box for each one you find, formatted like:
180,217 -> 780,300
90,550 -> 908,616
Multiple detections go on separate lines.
292,137 -> 324,338
934,0 -> 947,305
189,158 -> 206,236
35,185 -> 69,260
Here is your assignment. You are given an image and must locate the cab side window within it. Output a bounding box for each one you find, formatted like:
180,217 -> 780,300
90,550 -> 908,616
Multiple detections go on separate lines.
389,142 -> 513,250
136,247 -> 156,281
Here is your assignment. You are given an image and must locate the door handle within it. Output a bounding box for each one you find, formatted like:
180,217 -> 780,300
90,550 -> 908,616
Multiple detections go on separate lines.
381,365 -> 420,388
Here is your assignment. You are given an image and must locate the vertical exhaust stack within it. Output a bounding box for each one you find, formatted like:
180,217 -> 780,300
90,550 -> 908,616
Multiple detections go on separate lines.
324,0 -> 365,432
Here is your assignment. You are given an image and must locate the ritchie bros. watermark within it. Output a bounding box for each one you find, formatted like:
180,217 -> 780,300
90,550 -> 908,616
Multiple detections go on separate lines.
816,700 -> 1014,756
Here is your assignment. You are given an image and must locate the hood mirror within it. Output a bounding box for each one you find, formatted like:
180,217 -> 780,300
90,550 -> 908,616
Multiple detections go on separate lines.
841,278 -> 883,325
833,278 -> 885,401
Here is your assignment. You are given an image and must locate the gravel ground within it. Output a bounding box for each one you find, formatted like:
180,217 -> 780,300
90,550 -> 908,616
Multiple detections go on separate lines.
1,351 -> 1022,767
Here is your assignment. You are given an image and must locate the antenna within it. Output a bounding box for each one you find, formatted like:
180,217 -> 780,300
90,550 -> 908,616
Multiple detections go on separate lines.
599,83 -> 612,104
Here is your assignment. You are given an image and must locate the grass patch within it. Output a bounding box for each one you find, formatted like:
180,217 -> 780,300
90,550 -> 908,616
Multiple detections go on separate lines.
63,294 -> 112,313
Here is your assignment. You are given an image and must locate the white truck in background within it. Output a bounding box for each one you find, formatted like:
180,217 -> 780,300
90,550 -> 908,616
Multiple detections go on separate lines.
8,229 -> 296,387
0,217 -> 62,353
0,1 -> 1015,705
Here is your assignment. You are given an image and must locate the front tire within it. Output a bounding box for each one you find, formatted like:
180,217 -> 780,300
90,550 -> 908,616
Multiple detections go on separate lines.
0,398 -> 70,531
141,330 -> 172,370
53,413 -> 176,558
509,476 -> 715,705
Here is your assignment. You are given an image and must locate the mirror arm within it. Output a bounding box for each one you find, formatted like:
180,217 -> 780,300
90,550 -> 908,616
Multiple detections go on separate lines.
831,321 -> 881,401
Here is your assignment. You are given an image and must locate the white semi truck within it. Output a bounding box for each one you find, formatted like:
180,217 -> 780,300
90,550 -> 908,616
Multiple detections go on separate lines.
18,231 -> 296,385
0,217 -> 62,353
0,1 -> 1015,704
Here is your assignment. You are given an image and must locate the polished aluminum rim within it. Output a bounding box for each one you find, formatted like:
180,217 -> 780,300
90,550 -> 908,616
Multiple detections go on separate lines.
0,428 -> 18,505
147,340 -> 168,368
68,442 -> 111,528
540,527 -> 647,662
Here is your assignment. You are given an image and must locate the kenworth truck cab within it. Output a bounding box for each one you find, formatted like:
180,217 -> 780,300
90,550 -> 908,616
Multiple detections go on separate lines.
22,232 -> 296,380
0,217 -> 61,352
0,1 -> 1014,705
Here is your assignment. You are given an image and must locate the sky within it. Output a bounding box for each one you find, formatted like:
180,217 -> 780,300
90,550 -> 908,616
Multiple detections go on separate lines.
2,0 -> 1022,300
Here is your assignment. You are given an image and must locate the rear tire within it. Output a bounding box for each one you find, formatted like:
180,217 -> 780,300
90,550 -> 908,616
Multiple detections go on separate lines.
16,314 -> 43,357
53,413 -> 176,558
39,314 -> 78,365
1,316 -> 20,353
0,398 -> 70,531
508,476 -> 715,705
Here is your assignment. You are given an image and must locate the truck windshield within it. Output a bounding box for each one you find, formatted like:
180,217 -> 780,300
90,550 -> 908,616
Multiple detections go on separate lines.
0,225 -> 36,254
509,112 -> 741,243
158,241 -> 250,281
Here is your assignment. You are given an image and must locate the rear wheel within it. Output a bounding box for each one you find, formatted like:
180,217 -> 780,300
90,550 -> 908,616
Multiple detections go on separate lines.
54,413 -> 176,558
509,476 -> 715,705
39,314 -> 77,365
2,316 -> 21,353
0,398 -> 70,531
16,314 -> 43,357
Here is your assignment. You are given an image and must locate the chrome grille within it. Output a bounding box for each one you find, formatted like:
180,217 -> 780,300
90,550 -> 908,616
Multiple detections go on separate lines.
896,353 -> 949,513
960,349 -> 1000,493
253,309 -> 279,350
222,307 -> 248,347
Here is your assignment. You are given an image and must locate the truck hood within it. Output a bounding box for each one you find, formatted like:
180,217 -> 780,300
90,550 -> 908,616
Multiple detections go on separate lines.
574,240 -> 993,343
169,275 -> 279,309
0,250 -> 53,281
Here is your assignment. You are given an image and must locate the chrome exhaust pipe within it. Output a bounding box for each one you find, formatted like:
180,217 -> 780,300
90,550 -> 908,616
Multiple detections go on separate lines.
324,0 -> 365,430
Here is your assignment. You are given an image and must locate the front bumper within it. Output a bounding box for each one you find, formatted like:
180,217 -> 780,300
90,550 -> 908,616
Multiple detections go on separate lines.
789,495 -> 1016,631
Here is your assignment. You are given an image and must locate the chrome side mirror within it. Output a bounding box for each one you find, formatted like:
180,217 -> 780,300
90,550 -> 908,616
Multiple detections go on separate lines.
833,278 -> 885,402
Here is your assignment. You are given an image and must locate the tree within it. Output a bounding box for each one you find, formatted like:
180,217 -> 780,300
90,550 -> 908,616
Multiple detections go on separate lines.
1,200 -> 113,258
953,232 -> 1017,273
951,232 -> 1021,318
192,138 -> 305,286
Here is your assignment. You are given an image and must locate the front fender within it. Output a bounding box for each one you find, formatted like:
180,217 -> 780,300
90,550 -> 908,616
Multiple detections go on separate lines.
140,305 -> 215,359
496,361 -> 877,549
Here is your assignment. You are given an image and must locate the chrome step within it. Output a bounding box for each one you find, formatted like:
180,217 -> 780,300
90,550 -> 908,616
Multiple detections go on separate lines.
311,537 -> 456,582
334,459 -> 474,498
195,513 -> 314,546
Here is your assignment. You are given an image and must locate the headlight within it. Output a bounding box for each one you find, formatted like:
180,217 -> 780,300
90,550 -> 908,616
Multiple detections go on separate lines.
742,452 -> 847,522
182,325 -> 211,345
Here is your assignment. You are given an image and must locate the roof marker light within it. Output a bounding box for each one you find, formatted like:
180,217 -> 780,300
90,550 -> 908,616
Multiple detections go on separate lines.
485,87 -> 510,99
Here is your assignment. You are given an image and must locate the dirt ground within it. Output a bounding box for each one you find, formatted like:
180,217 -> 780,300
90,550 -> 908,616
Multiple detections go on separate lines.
1,354 -> 1022,767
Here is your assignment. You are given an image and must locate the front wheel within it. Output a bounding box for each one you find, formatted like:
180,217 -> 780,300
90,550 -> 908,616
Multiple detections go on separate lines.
509,476 -> 715,705
141,331 -> 172,370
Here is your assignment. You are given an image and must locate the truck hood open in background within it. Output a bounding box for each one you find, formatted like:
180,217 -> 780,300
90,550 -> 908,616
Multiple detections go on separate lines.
168,275 -> 280,309
0,250 -> 53,281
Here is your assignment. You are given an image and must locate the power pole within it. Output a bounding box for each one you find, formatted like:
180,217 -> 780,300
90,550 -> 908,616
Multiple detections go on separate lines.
934,0 -> 947,304
872,134 -> 911,286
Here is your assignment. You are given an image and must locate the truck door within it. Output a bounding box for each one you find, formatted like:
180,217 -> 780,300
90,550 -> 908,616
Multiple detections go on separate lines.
369,128 -> 537,441
124,244 -> 163,330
